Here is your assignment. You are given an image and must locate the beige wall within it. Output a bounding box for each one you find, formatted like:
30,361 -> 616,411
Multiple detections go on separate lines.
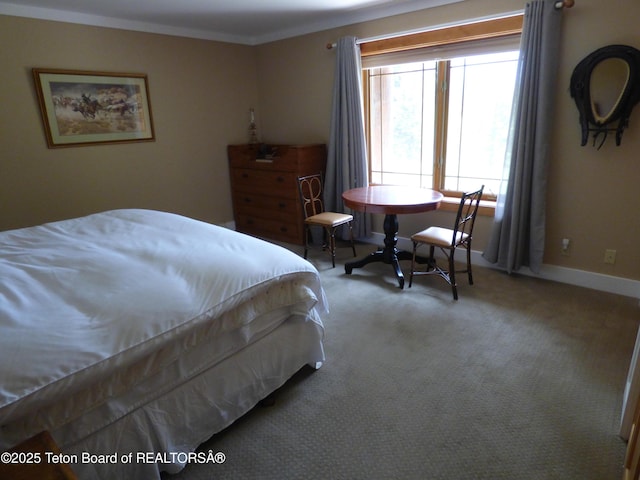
0,15 -> 257,229
1,0 -> 639,282
256,0 -> 640,281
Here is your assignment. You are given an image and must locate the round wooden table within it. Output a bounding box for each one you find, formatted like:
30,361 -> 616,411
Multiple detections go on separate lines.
342,185 -> 443,288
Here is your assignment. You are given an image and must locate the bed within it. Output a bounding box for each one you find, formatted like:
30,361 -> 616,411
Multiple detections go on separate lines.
0,209 -> 327,479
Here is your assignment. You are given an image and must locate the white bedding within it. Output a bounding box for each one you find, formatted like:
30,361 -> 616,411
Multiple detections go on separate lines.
68,316 -> 323,478
0,209 -> 327,467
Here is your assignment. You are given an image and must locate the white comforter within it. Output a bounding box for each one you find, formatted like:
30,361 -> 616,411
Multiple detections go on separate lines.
0,209 -> 326,442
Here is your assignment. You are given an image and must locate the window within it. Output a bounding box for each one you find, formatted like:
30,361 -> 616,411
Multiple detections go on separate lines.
362,15 -> 523,202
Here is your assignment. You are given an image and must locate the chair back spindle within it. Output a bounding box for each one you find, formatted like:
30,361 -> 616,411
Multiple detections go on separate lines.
452,187 -> 484,248
298,174 -> 324,219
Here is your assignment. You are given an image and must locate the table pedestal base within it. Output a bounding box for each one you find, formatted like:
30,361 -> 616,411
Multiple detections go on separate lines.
345,214 -> 411,288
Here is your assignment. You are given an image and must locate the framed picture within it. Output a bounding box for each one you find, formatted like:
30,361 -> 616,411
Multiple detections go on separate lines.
33,68 -> 155,148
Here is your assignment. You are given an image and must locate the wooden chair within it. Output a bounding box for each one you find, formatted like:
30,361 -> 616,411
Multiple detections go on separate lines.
297,173 -> 356,268
408,186 -> 484,300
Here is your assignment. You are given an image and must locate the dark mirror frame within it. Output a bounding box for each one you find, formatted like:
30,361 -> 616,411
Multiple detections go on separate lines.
569,44 -> 640,149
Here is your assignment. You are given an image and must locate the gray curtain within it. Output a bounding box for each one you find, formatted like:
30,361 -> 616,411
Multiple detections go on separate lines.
482,0 -> 563,273
325,36 -> 371,240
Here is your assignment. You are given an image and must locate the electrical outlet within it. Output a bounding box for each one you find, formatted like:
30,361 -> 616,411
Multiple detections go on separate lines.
604,249 -> 616,264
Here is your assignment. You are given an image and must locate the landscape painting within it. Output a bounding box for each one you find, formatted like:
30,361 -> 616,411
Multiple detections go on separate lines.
33,69 -> 155,148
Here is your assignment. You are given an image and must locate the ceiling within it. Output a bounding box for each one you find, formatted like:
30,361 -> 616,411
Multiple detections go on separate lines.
0,0 -> 464,45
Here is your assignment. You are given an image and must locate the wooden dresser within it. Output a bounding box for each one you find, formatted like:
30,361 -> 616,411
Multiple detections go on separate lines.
228,144 -> 326,245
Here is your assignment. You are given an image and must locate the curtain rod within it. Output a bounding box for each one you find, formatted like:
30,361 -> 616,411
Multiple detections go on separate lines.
326,1 -> 574,50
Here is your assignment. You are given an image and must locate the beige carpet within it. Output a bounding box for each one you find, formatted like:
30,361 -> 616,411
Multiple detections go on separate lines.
165,242 -> 639,480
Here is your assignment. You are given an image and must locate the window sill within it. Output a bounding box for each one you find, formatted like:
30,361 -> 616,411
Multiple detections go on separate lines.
438,196 -> 496,217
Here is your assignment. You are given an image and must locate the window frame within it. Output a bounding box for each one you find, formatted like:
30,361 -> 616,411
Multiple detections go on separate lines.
360,14 -> 523,207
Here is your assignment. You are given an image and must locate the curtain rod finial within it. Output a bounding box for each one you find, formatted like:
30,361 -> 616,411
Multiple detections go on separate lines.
327,43 -> 336,50
555,0 -> 575,8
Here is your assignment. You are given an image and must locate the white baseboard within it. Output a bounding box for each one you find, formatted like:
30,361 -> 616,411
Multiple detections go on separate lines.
367,232 -> 640,301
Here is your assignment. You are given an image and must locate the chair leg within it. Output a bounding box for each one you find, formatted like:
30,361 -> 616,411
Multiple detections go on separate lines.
328,227 -> 336,268
303,224 -> 310,259
428,245 -> 436,271
466,244 -> 473,285
449,248 -> 458,300
409,241 -> 418,288
348,222 -> 357,257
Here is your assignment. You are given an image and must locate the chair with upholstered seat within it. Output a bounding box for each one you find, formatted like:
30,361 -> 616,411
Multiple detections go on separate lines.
408,186 -> 484,300
297,173 -> 356,268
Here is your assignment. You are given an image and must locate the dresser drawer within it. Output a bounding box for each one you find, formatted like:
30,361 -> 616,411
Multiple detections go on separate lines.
231,169 -> 299,199
235,214 -> 301,243
232,193 -> 299,220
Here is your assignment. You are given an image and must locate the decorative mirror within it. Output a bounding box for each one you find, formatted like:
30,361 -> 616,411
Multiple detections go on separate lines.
590,58 -> 630,124
570,44 -> 640,148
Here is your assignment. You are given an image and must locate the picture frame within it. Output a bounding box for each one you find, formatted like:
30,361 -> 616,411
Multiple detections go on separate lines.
33,68 -> 155,148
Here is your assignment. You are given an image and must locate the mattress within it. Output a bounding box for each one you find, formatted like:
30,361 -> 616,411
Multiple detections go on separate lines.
0,209 -> 327,474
